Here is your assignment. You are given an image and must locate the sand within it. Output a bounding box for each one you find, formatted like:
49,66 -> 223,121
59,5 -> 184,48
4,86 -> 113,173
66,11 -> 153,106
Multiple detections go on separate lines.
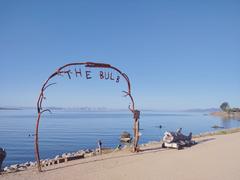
1,132 -> 240,180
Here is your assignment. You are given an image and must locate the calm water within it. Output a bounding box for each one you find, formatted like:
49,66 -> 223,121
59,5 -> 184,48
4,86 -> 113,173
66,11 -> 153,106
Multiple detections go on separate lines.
1,109 -> 240,167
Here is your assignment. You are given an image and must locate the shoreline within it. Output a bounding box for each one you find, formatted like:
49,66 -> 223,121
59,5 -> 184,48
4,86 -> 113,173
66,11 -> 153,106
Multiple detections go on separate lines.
211,111 -> 240,119
2,110 -> 240,168
2,128 -> 240,180
1,127 -> 240,177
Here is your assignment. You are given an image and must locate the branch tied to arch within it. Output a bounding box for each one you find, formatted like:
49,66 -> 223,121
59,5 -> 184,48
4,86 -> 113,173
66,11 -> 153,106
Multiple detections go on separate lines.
35,62 -> 140,172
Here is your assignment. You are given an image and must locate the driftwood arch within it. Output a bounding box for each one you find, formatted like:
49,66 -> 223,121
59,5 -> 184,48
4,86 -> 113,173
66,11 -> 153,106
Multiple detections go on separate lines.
35,62 -> 140,172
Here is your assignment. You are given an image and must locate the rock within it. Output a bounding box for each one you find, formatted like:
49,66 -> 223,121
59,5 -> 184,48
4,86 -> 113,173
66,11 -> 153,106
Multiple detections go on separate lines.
48,159 -> 54,165
18,166 -> 27,171
84,149 -> 93,153
54,155 -> 61,160
84,152 -> 96,158
24,162 -> 31,167
4,165 -> 19,173
66,153 -> 72,158
41,160 -> 46,164
120,137 -> 132,143
212,125 -> 224,129
120,131 -> 132,143
10,164 -> 19,169
41,159 -> 50,165
62,153 -> 73,158
77,150 -> 85,155
120,131 -> 130,138
3,167 -> 12,173
115,144 -> 122,150
29,161 -> 36,166
62,153 -> 67,158
77,150 -> 85,153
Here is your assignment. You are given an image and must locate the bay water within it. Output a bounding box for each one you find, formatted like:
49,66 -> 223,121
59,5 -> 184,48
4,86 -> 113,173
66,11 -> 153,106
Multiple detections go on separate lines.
1,109 -> 240,167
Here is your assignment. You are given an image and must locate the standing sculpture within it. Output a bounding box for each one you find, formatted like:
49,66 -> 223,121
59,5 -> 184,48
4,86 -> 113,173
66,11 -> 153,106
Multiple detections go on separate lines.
0,148 -> 6,172
34,62 -> 140,172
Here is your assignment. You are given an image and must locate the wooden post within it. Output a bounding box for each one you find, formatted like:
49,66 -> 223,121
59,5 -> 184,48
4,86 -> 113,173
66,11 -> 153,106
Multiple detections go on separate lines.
133,110 -> 140,152
97,140 -> 102,155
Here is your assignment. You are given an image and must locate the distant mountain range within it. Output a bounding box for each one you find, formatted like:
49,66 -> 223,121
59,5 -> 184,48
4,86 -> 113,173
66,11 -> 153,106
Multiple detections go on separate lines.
0,106 -> 220,112
0,107 -> 22,110
0,106 -> 125,112
182,108 -> 219,113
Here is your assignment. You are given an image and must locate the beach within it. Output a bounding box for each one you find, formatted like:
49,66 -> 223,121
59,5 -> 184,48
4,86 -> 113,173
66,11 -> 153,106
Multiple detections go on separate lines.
2,131 -> 240,180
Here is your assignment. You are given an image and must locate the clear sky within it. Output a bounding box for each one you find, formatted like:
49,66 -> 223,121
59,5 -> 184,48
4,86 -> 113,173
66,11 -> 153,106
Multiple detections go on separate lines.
0,0 -> 239,110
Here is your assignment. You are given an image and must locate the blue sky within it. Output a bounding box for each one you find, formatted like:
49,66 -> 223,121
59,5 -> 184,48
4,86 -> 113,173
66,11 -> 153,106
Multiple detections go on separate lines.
0,0 -> 239,110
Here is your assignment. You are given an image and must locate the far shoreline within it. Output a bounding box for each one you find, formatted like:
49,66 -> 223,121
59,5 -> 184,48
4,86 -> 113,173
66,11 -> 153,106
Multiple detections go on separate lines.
0,108 -> 22,111
211,111 -> 240,119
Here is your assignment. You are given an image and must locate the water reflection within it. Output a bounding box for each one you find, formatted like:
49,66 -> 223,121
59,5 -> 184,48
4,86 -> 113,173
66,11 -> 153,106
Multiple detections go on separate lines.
220,119 -> 232,129
221,116 -> 240,121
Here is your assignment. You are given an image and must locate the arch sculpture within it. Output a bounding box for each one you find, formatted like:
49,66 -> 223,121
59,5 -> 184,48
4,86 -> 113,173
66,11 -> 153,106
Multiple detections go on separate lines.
34,62 -> 140,172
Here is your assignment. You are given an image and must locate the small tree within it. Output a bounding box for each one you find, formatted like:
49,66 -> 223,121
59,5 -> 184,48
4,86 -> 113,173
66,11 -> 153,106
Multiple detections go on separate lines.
220,102 -> 230,112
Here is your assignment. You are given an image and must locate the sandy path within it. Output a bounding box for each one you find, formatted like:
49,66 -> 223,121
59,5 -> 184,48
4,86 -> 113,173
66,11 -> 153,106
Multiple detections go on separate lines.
2,132 -> 240,180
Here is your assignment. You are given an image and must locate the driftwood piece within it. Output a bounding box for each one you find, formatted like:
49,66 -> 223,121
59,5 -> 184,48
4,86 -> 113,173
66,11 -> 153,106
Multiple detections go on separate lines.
163,128 -> 192,143
162,128 -> 195,149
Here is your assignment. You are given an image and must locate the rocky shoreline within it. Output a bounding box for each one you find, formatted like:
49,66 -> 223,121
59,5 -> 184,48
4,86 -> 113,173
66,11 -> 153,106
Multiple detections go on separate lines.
1,146 -> 125,174
1,127 -> 240,175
